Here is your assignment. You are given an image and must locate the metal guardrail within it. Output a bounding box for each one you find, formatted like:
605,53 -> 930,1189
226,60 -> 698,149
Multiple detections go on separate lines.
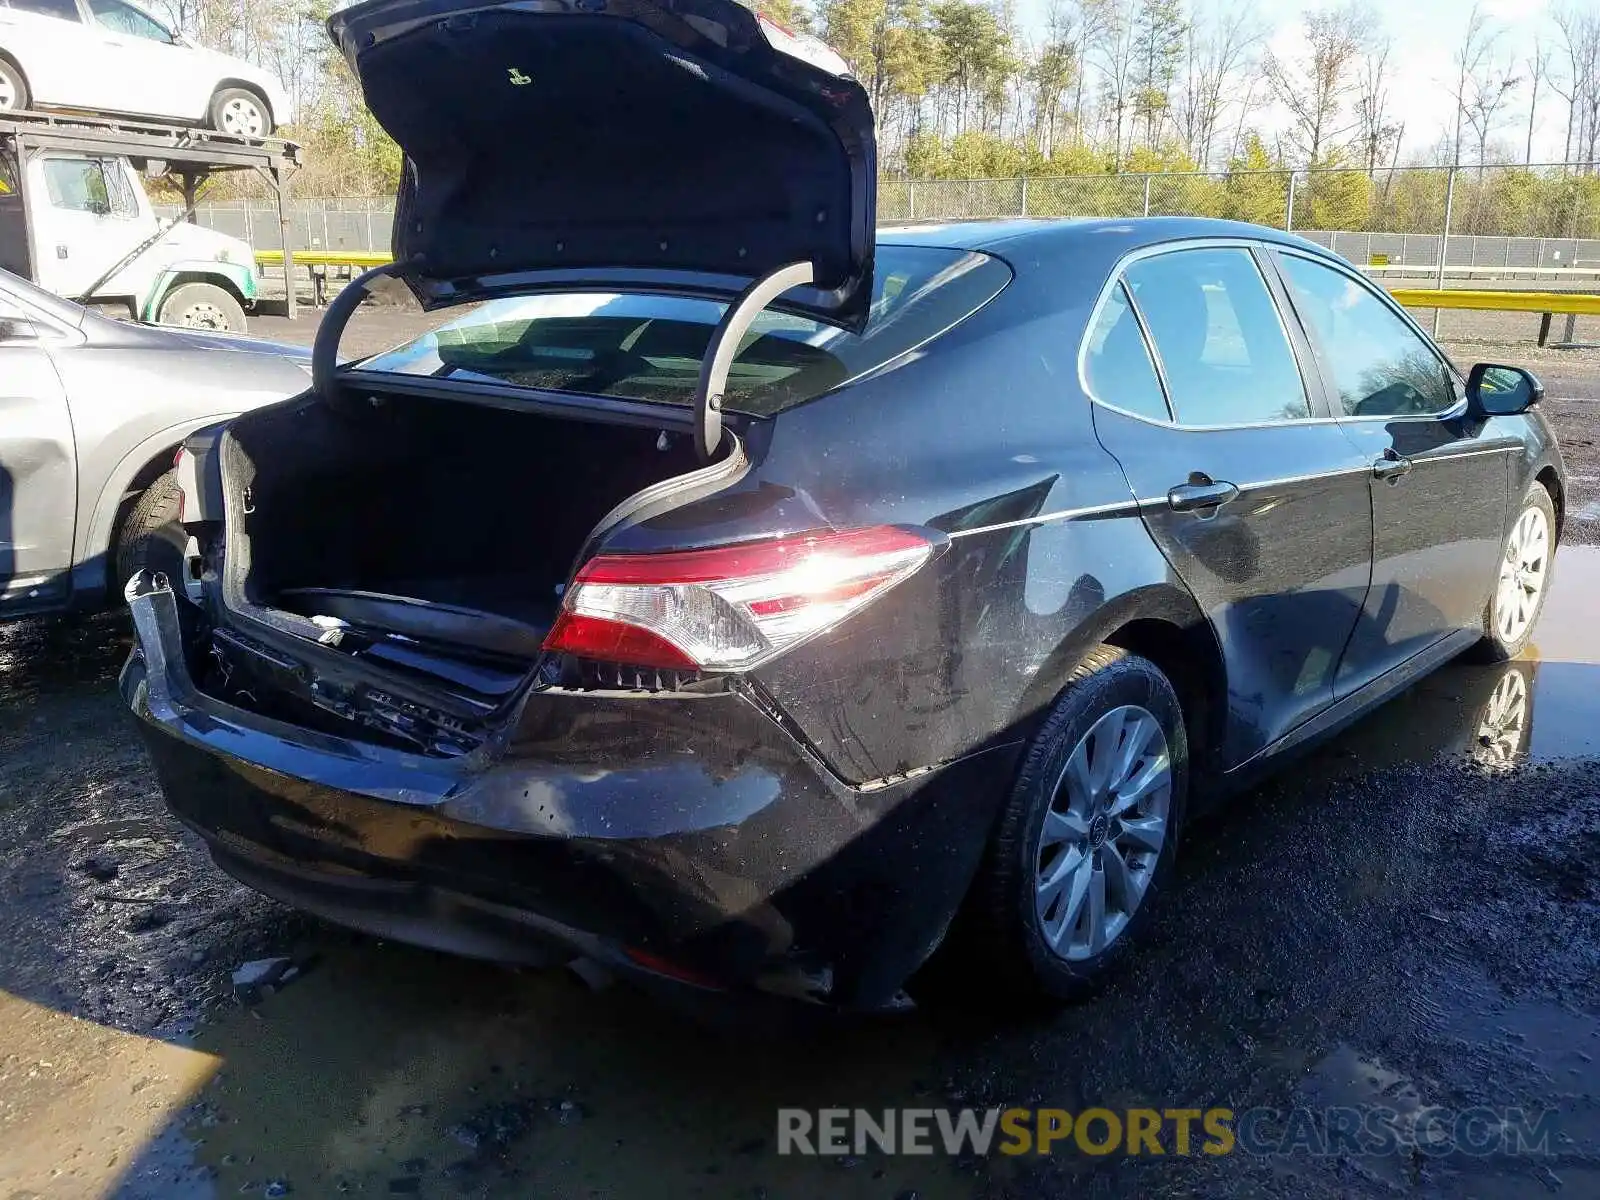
1390,289 -> 1600,314
255,249 -> 390,268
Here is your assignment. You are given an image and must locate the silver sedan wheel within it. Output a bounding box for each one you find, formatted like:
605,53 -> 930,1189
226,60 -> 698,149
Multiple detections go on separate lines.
1494,503 -> 1551,645
1474,668 -> 1529,768
0,70 -> 19,110
219,95 -> 266,137
1034,704 -> 1172,962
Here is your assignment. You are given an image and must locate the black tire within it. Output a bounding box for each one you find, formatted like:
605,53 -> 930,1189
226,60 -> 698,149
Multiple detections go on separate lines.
0,57 -> 29,111
157,282 -> 248,333
949,646 -> 1189,1004
114,471 -> 186,597
1472,483 -> 1558,663
208,86 -> 273,136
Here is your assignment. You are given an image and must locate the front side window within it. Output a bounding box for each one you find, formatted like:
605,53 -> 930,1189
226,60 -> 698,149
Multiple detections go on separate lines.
357,245 -> 1013,417
1123,246 -> 1311,426
1278,253 -> 1456,419
8,0 -> 83,21
44,158 -> 111,214
41,158 -> 135,216
88,0 -> 171,41
1083,280 -> 1169,421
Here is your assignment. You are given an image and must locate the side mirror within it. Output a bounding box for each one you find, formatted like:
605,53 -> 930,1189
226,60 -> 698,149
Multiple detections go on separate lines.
1467,363 -> 1543,417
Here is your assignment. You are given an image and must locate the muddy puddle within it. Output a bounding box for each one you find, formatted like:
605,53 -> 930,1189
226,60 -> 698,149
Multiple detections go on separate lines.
0,551 -> 1596,1199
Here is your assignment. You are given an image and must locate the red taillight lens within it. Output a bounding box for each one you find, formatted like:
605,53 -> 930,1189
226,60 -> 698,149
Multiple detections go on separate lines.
542,526 -> 934,672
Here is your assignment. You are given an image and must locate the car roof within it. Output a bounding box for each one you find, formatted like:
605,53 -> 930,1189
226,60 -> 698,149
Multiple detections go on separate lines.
877,216 -> 1336,263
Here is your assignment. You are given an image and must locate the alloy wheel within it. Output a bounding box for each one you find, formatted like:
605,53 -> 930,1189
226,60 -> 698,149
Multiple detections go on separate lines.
1034,704 -> 1172,962
1474,668 -> 1529,768
220,96 -> 266,137
0,73 -> 17,110
1494,504 -> 1550,645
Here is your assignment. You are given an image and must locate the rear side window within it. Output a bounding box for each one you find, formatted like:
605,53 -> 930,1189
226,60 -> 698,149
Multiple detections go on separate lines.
1124,247 -> 1311,426
9,0 -> 82,18
89,0 -> 171,40
358,245 -> 1012,416
1083,281 -> 1168,421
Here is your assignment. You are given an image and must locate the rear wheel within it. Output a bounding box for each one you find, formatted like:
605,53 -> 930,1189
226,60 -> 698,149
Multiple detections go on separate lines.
114,471 -> 185,597
1475,484 -> 1556,662
157,282 -> 247,332
952,646 -> 1188,1003
0,59 -> 28,111
208,87 -> 272,136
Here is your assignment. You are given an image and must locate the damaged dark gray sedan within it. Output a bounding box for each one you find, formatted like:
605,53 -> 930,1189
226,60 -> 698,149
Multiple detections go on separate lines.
122,0 -> 1567,1012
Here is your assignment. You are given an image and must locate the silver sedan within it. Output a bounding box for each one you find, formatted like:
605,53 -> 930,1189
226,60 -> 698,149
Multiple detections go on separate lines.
0,266 -> 309,616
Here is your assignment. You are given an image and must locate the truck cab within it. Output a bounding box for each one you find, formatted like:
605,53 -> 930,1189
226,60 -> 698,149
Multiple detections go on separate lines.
1,140 -> 260,330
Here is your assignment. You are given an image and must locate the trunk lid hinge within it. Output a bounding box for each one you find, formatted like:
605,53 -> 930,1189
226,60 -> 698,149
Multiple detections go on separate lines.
693,260 -> 815,462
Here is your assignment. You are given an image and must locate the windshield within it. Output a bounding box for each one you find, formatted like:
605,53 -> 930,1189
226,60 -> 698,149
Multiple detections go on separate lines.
356,245 -> 1012,416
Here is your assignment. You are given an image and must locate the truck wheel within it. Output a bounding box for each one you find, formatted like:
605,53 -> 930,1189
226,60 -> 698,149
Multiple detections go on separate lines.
0,59 -> 28,111
115,471 -> 185,597
158,282 -> 247,333
209,87 -> 272,136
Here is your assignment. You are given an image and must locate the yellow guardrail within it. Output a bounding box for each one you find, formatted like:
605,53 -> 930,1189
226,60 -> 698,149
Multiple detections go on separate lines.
251,253 -> 1599,326
1389,288 -> 1600,315
254,249 -> 393,268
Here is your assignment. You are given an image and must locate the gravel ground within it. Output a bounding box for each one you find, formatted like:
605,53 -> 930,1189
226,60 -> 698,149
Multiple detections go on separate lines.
0,326 -> 1597,1199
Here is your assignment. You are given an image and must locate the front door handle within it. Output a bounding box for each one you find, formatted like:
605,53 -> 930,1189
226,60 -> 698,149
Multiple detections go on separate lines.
1372,449 -> 1413,483
1167,473 -> 1240,514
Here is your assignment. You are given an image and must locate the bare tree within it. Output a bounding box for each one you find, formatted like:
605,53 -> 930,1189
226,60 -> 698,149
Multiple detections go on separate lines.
1462,55 -> 1522,169
1072,0 -> 1115,144
1354,34 -> 1401,176
1553,4 -> 1600,170
1449,3 -> 1497,166
1526,37 -> 1552,164
1262,2 -> 1374,167
1090,0 -> 1138,161
1176,1 -> 1265,167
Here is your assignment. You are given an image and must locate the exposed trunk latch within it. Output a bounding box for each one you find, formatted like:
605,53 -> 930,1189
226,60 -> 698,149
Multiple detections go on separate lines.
693,261 -> 815,462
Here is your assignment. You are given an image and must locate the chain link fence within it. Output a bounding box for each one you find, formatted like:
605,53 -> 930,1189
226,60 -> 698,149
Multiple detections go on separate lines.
158,164 -> 1600,314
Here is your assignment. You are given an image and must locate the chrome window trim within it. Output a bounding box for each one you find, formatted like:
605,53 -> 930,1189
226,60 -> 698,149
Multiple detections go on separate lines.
1079,236 -> 1325,430
1080,236 -> 1474,430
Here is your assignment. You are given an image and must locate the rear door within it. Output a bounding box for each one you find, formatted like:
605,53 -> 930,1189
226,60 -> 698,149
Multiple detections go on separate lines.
78,0 -> 191,119
1086,241 -> 1375,767
0,0 -> 94,107
1270,249 -> 1515,693
0,280 -> 75,610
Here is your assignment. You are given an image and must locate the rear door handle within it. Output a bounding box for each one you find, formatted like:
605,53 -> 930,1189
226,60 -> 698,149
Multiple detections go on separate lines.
1372,450 -> 1413,483
1167,474 -> 1240,514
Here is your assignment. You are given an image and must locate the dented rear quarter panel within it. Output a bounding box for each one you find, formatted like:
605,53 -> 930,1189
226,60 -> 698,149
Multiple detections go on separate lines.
608,238 -> 1201,786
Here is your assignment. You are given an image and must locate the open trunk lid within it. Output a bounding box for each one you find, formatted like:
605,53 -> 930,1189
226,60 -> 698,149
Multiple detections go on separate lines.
328,0 -> 878,330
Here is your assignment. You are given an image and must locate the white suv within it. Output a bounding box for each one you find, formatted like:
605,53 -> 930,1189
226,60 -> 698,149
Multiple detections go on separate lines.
0,0 -> 292,135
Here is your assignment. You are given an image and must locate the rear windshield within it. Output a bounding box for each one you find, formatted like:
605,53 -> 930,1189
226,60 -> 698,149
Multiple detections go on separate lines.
357,245 -> 1011,416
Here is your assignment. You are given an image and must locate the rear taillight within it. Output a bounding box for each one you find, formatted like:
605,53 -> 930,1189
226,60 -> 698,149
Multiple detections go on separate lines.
542,526 -> 935,672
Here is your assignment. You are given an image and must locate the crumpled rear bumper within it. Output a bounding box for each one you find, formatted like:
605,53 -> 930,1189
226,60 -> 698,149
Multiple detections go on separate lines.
121,574 -> 1017,1009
